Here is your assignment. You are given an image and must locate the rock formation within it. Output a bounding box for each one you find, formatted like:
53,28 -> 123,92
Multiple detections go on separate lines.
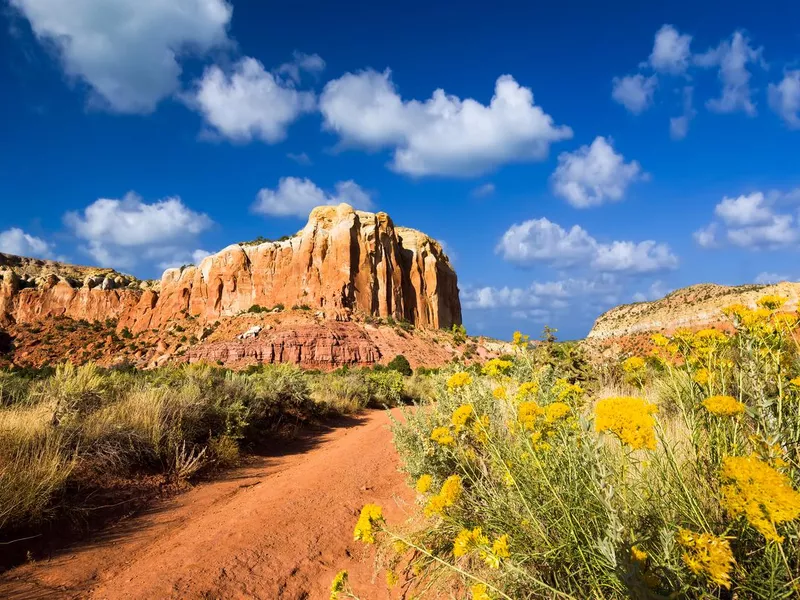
587,281 -> 800,341
118,204 -> 461,333
0,204 -> 466,369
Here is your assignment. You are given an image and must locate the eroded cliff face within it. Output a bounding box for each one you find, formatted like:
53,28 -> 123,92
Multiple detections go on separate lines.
118,203 -> 461,333
1,204 -> 461,339
587,281 -> 800,341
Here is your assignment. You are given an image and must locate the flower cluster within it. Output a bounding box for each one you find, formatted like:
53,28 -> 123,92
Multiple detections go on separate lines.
553,378 -> 584,404
676,529 -> 735,589
415,474 -> 433,494
431,426 -> 454,447
353,504 -> 383,544
622,356 -> 646,373
512,330 -> 530,349
515,381 -> 538,400
702,395 -> 745,417
720,454 -> 800,542
518,401 -> 543,431
453,526 -> 488,557
424,474 -> 462,516
594,396 -> 658,450
447,372 -> 473,390
330,570 -> 348,599
452,404 -> 474,433
482,358 -> 513,378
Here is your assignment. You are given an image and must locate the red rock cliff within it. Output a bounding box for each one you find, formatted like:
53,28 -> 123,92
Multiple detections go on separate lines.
1,204 -> 461,333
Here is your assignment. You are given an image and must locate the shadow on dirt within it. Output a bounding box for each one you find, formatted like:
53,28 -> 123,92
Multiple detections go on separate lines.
0,411 -> 371,590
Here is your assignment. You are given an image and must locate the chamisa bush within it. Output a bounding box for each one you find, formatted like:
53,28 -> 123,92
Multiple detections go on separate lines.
345,298 -> 800,599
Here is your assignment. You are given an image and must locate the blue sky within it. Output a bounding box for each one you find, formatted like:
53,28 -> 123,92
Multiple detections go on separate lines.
1,0 -> 799,340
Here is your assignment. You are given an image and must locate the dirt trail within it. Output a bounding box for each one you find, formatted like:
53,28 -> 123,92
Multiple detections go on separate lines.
2,410 -> 414,600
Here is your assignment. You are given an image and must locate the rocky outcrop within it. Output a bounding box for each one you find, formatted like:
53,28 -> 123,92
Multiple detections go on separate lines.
0,205 -> 460,332
119,204 -> 461,333
587,281 -> 800,341
187,322 -> 382,368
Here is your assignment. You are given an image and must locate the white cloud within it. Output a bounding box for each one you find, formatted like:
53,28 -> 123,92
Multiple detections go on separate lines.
768,70 -> 800,129
10,0 -> 232,113
696,189 -> 800,250
253,177 -> 373,218
0,228 -> 55,259
755,271 -> 789,284
550,136 -> 647,208
612,74 -> 658,114
714,192 -> 773,226
287,152 -> 312,165
497,217 -> 677,274
64,192 -> 213,270
670,86 -> 697,140
276,51 -> 326,84
157,248 -> 212,271
189,57 -> 316,143
695,31 -> 765,116
633,280 -> 669,302
649,25 -> 693,74
319,69 -> 572,177
463,275 -> 621,311
472,183 -> 496,198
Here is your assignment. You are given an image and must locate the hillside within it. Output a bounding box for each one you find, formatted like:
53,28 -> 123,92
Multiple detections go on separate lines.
0,204 -> 508,369
585,280 -> 800,356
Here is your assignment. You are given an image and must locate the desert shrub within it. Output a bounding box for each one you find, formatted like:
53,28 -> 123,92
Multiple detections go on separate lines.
366,370 -> 405,407
451,323 -> 467,345
387,354 -> 413,376
352,296 -> 800,599
311,371 -> 372,414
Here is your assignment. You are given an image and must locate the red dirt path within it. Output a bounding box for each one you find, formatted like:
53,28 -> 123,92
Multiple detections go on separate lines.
1,410 -> 414,600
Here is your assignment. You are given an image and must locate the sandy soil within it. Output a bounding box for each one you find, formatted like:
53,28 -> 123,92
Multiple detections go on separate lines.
1,410 -> 414,600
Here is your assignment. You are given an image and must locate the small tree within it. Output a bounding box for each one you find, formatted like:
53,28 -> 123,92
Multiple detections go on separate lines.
387,354 -> 413,376
451,323 -> 467,345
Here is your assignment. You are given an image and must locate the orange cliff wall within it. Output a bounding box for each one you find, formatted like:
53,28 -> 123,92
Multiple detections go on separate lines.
1,204 -> 462,332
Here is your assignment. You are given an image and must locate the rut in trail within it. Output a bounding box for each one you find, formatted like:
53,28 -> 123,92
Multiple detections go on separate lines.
2,410 -> 413,600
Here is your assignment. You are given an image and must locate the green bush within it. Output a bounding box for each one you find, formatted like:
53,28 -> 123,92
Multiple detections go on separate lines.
387,354 -> 413,376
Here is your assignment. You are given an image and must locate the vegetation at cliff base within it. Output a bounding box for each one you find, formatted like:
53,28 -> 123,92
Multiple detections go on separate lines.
347,296 -> 800,599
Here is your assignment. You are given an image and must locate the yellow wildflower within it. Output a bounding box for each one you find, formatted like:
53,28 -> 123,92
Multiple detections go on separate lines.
594,396 -> 658,450
430,426 -> 454,447
789,376 -> 800,388
472,414 -> 490,445
622,356 -> 646,372
471,583 -> 492,600
453,526 -> 488,557
720,454 -> 800,542
693,368 -> 710,386
482,534 -> 511,568
424,475 -> 462,516
392,539 -> 408,554
512,330 -> 530,349
447,371 -> 473,390
492,386 -> 506,400
482,358 -> 513,377
330,570 -> 348,599
771,311 -> 799,331
353,504 -> 383,544
702,395 -> 745,417
757,294 -> 788,310
518,401 -> 543,431
676,529 -> 735,589
415,474 -> 433,494
553,378 -> 584,404
385,569 -> 399,587
544,401 -> 571,424
651,333 -> 670,347
515,381 -> 539,400
631,546 -> 648,562
452,404 -> 474,432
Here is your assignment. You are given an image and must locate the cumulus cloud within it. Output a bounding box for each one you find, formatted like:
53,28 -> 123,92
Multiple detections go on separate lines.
496,217 -> 677,274
287,152 -> 313,165
649,25 -> 693,74
253,177 -> 373,218
768,70 -> 800,129
670,86 -> 697,140
10,0 -> 232,113
633,280 -> 670,303
189,57 -> 316,143
319,69 -> 572,177
64,192 -> 213,270
276,51 -> 326,83
755,271 -> 789,284
0,228 -> 55,259
611,74 -> 658,114
550,136 -> 647,208
695,190 -> 800,250
695,31 -> 765,116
